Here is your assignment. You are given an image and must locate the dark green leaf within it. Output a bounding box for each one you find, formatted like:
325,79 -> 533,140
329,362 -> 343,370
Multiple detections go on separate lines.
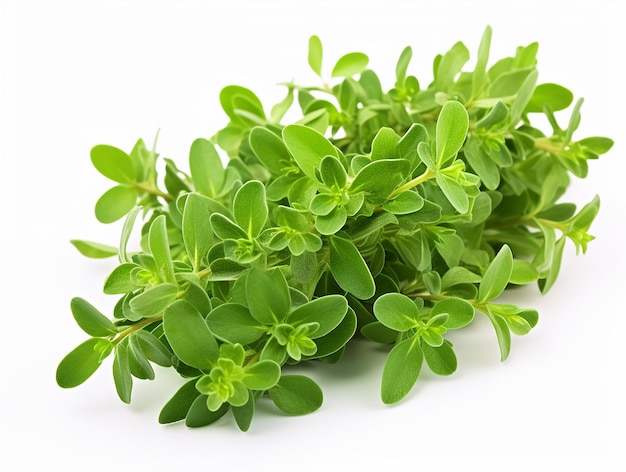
185,395 -> 229,428
288,295 -> 348,338
129,283 -> 178,319
159,379 -> 201,424
329,235 -> 375,300
207,303 -> 266,344
373,293 -> 419,331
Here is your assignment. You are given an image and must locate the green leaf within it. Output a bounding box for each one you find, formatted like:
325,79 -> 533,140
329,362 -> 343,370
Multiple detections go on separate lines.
233,180 -> 268,238
329,235 -> 375,300
134,330 -> 173,367
249,126 -> 291,174
538,236 -> 566,294
56,338 -> 112,388
434,41 -> 470,91
129,283 -> 178,319
331,52 -> 369,78
91,144 -> 136,184
95,185 -> 137,224
436,172 -> 469,214
159,378 -> 200,424
163,300 -> 218,370
320,156 -> 347,189
269,375 -> 323,415
485,310 -> 511,362
219,85 -> 265,127
210,213 -> 248,240
422,340 -> 457,375
436,101 -> 469,167
373,293 -> 419,331
526,83 -> 573,113
350,159 -> 410,204
70,240 -> 117,259
246,268 -> 291,324
104,263 -> 141,295
288,295 -> 348,338
310,307 -> 357,357
510,69 -> 539,126
70,297 -> 117,337
308,35 -> 323,77
207,303 -> 266,344
149,215 -> 176,284
315,206 -> 347,235
382,190 -> 424,215
472,25 -> 492,98
189,138 -> 225,198
370,127 -> 400,160
232,394 -> 255,432
185,395 -> 229,428
113,339 -> 132,403
478,245 -> 513,302
381,337 -> 423,404
182,193 -> 214,271
243,361 -> 281,390
510,259 -> 539,284
282,124 -> 338,180
431,298 -> 475,329
119,206 -> 142,263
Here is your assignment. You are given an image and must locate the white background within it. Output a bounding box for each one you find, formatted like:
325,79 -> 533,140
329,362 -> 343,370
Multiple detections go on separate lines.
1,0 -> 625,470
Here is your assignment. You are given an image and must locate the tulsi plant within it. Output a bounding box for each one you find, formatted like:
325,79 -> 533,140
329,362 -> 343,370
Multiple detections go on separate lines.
57,27 -> 613,430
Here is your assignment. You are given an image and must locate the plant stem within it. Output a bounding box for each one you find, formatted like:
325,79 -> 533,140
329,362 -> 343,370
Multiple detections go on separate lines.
134,183 -> 174,202
113,315 -> 163,346
389,169 -> 435,198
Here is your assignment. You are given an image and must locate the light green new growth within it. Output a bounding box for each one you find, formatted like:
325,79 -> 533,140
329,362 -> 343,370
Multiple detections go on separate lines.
57,27 -> 613,430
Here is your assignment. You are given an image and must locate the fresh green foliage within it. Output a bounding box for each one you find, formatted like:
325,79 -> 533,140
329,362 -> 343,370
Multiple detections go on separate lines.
57,27 -> 612,431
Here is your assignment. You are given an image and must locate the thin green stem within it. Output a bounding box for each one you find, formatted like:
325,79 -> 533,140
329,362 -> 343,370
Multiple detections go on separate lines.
389,168 -> 435,199
134,183 -> 174,202
113,315 -> 163,346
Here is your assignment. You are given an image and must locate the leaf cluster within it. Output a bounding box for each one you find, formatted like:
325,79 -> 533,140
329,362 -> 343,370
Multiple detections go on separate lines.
59,27 -> 612,430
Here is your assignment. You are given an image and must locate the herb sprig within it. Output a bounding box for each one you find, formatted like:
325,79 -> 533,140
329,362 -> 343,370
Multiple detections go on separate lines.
57,27 -> 613,430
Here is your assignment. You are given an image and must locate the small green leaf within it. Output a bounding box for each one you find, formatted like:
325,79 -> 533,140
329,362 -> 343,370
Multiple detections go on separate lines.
249,126 -> 291,174
510,259 -> 539,284
422,340 -> 457,375
478,245 -> 513,302
282,124 -> 338,180
431,298 -> 475,330
373,293 -> 420,331
134,330 -> 173,367
381,337 -> 423,404
350,159 -> 410,204
185,395 -> 229,428
189,138 -> 225,198
163,300 -> 218,370
91,144 -> 136,184
269,375 -> 323,415
436,172 -> 469,214
331,52 -> 369,78
329,235 -> 375,300
436,101 -> 469,167
232,394 -> 255,432
246,268 -> 291,324
308,35 -> 323,77
526,83 -> 573,113
95,186 -> 137,224
485,310 -> 511,362
315,206 -> 347,235
182,193 -> 214,271
159,379 -> 201,424
319,156 -> 347,189
370,127 -> 400,160
70,240 -> 117,259
210,213 -> 248,241
243,361 -> 281,390
56,338 -> 112,388
149,215 -> 176,284
113,339 -> 132,403
70,297 -> 117,337
288,295 -> 348,338
129,283 -> 178,319
207,303 -> 266,344
233,180 -> 268,238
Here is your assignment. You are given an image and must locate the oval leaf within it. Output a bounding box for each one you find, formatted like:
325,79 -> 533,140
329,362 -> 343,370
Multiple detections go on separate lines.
56,338 -> 111,388
478,245 -> 513,302
381,337 -> 423,404
70,297 -> 117,337
329,235 -> 375,300
269,375 -> 323,415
